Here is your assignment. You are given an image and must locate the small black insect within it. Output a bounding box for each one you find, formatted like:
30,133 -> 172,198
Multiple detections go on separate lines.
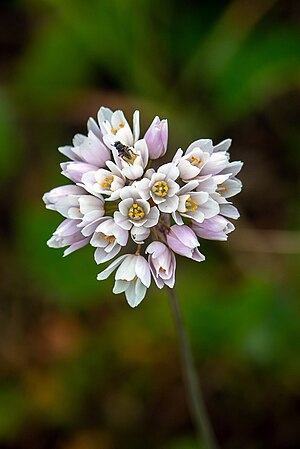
113,141 -> 137,165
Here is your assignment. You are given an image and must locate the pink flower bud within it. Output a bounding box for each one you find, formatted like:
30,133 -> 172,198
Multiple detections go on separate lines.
166,225 -> 205,262
144,116 -> 168,159
192,215 -> 234,241
146,241 -> 176,288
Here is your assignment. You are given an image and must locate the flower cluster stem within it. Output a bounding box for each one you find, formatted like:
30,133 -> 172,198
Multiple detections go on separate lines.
167,287 -> 218,449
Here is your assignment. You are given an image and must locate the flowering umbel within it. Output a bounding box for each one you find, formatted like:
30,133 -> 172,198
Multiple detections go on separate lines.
43,107 -> 243,307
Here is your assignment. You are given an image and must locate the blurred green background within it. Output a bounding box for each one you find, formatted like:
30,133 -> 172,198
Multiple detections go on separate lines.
0,0 -> 299,448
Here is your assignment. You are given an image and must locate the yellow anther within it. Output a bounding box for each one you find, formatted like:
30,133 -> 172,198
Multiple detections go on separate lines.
128,203 -> 145,221
101,176 -> 114,189
100,234 -> 116,244
189,155 -> 202,166
152,181 -> 169,197
185,196 -> 198,212
216,184 -> 227,194
111,123 -> 124,133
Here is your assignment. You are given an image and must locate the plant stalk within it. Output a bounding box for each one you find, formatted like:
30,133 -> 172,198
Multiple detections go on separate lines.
167,287 -> 218,449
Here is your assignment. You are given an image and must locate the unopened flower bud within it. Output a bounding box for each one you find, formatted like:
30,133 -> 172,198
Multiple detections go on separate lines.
144,116 -> 168,159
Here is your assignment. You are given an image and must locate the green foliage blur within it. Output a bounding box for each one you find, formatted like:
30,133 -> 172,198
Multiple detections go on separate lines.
0,0 -> 299,448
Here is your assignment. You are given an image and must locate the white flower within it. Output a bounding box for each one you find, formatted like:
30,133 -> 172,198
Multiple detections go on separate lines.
78,195 -> 105,236
174,139 -> 230,181
90,217 -> 128,264
81,161 -> 126,200
99,107 -> 140,147
114,186 -> 159,243
138,163 -> 180,213
104,139 -> 149,181
97,254 -> 151,307
172,182 -> 219,225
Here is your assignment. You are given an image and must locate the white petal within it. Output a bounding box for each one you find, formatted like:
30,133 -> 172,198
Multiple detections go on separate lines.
158,195 -> 179,213
158,162 -> 179,180
119,198 -> 132,216
97,255 -> 127,280
135,256 -> 151,288
133,110 -> 140,142
125,280 -> 147,307
134,139 -> 149,168
94,245 -> 121,264
122,164 -> 143,180
113,279 -> 129,294
114,211 -> 132,230
144,206 -> 160,227
115,255 -> 137,281
213,138 -> 232,152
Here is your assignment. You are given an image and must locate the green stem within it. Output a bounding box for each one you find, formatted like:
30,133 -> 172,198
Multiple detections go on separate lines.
167,288 -> 218,449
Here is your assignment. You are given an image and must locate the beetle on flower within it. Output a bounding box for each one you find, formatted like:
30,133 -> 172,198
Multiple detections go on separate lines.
43,106 -> 243,307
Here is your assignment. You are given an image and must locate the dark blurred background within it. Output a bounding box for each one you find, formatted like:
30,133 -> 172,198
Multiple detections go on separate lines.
0,0 -> 299,448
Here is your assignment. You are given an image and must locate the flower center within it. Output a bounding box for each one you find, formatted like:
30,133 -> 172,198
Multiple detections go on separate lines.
100,234 -> 116,244
152,181 -> 169,197
185,196 -> 198,212
111,123 -> 125,133
101,176 -> 114,189
128,203 -> 145,221
189,155 -> 202,166
216,184 -> 227,195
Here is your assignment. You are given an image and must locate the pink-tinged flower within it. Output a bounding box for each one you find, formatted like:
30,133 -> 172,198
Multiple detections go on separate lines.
97,254 -> 151,307
192,215 -> 234,241
99,107 -> 140,147
114,186 -> 159,243
61,161 -> 98,183
166,225 -> 205,262
144,116 -> 168,159
47,219 -> 89,256
59,128 -> 111,168
138,163 -> 180,213
90,217 -> 128,264
146,242 -> 176,288
43,185 -> 86,219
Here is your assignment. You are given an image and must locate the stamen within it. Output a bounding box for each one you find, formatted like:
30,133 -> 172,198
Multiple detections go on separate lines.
189,155 -> 202,166
111,123 -> 124,133
216,184 -> 227,194
128,203 -> 145,221
100,234 -> 116,244
101,175 -> 114,189
185,196 -> 198,212
152,181 -> 169,197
